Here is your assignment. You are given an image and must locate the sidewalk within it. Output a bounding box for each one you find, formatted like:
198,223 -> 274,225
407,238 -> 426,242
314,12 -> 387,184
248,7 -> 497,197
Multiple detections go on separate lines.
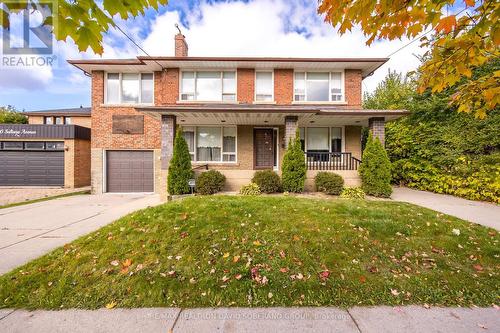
392,187 -> 500,230
1,306 -> 498,332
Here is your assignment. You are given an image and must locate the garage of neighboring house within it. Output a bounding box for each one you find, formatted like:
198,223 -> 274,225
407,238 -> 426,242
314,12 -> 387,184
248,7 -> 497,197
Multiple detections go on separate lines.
0,124 -> 91,188
105,150 -> 154,193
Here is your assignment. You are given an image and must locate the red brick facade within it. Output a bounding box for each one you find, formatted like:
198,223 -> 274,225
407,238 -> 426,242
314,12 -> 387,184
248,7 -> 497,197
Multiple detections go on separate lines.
274,69 -> 293,104
345,69 -> 362,108
237,68 -> 255,103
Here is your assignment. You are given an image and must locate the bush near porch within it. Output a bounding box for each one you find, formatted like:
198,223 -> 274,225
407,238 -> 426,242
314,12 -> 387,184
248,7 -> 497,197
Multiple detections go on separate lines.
314,172 -> 344,195
1,196 -> 498,309
252,170 -> 282,193
168,128 -> 194,195
281,130 -> 306,193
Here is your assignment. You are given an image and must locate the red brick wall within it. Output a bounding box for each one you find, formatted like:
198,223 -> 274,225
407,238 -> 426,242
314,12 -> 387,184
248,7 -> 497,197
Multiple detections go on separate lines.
91,71 -> 161,149
237,68 -> 254,103
154,69 -> 179,105
274,69 -> 293,105
345,69 -> 362,108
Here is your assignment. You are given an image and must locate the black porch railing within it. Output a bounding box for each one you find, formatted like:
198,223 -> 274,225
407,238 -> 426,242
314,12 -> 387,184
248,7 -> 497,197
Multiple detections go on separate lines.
305,152 -> 361,171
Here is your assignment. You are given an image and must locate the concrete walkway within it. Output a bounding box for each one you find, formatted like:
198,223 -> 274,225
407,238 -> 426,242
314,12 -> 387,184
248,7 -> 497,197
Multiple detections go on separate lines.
0,306 -> 498,332
392,187 -> 500,230
0,193 -> 162,274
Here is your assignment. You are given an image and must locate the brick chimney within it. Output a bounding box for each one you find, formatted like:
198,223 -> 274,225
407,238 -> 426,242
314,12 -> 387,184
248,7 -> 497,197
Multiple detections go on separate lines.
175,33 -> 188,57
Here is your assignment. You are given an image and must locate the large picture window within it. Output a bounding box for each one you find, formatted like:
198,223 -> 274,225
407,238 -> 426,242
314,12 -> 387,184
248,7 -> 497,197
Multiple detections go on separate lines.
181,126 -> 237,163
105,73 -> 154,104
300,127 -> 343,152
180,71 -> 236,101
294,72 -> 344,102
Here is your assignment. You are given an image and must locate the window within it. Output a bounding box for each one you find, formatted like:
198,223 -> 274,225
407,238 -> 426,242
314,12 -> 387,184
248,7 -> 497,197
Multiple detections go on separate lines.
255,71 -> 273,101
180,71 -> 236,101
105,73 -> 154,104
44,116 -> 53,124
55,117 -> 63,125
2,141 -> 23,150
300,127 -> 343,152
25,142 -> 45,150
181,126 -> 237,162
294,72 -> 344,102
182,126 -> 195,161
222,127 -> 236,161
46,142 -> 64,150
64,117 -> 72,124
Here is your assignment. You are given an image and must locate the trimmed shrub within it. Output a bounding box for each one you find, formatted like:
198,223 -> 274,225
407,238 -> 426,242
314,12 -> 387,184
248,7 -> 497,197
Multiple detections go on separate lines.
359,134 -> 392,197
340,187 -> 365,199
314,172 -> 344,195
168,127 -> 194,195
252,170 -> 281,193
195,170 -> 226,195
281,129 -> 306,193
240,183 -> 261,196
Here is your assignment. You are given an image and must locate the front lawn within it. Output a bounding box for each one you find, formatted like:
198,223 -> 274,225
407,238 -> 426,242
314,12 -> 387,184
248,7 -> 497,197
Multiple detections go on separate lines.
0,196 -> 498,309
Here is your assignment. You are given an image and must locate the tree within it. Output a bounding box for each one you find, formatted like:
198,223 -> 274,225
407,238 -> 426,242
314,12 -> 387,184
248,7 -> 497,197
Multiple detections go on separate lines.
319,0 -> 500,118
0,1 -> 168,54
364,70 -> 415,110
167,127 -> 194,195
281,129 -> 306,193
0,106 -> 27,124
359,134 -> 392,198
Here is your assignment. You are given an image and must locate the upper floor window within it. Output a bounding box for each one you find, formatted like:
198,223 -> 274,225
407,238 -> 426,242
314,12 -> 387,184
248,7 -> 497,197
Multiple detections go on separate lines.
294,72 -> 344,102
44,116 -> 53,124
255,71 -> 273,102
181,71 -> 236,102
105,73 -> 154,104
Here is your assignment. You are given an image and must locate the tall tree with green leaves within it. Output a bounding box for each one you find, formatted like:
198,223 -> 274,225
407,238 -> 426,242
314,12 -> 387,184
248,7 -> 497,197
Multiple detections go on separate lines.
0,0 -> 168,54
319,0 -> 500,118
168,127 -> 194,195
0,106 -> 27,124
281,129 -> 306,193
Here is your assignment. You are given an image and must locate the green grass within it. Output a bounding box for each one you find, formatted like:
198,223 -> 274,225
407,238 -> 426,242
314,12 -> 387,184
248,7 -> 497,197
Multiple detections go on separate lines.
0,190 -> 90,210
0,196 -> 498,309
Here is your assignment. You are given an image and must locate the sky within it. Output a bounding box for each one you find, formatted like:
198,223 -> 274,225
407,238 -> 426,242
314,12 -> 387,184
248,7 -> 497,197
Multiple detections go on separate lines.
0,0 -> 427,111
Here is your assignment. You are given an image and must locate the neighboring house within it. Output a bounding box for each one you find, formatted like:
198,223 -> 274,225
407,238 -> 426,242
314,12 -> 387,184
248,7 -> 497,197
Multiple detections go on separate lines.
69,33 -> 407,198
0,108 -> 91,188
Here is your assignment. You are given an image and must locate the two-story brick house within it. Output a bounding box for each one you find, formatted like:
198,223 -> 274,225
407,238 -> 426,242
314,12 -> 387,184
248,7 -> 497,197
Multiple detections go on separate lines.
69,33 -> 407,198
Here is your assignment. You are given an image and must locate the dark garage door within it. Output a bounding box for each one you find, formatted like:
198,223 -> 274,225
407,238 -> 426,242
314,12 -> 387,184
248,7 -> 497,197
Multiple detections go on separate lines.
0,151 -> 64,186
106,150 -> 154,192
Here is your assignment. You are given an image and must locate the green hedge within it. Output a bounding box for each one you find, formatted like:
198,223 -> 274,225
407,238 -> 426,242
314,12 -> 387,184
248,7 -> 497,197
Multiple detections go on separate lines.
252,170 -> 281,193
314,172 -> 344,195
196,170 -> 226,195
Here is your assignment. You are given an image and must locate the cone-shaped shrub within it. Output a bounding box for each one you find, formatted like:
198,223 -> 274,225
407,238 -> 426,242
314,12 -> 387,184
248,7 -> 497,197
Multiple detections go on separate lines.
359,133 -> 392,197
168,127 -> 194,195
281,129 -> 306,193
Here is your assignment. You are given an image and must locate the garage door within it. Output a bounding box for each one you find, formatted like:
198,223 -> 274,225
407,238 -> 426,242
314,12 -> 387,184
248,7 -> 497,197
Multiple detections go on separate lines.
106,150 -> 154,192
0,151 -> 64,186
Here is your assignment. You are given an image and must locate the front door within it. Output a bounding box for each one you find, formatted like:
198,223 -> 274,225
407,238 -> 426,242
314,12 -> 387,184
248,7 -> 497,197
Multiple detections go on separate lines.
254,128 -> 275,169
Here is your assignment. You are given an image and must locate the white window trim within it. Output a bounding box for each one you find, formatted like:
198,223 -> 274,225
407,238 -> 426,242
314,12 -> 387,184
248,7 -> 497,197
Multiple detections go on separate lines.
104,72 -> 155,106
301,126 -> 346,153
254,70 -> 274,103
179,70 -> 238,103
183,125 -> 238,164
292,70 -> 346,104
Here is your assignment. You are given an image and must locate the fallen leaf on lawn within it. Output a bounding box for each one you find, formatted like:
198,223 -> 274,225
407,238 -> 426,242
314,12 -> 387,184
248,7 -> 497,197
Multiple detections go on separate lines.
233,255 -> 240,263
280,267 -> 289,273
359,276 -> 366,283
180,232 -> 189,239
110,260 -> 119,267
175,256 -> 182,260
452,228 -> 461,236
47,281 -> 53,287
268,292 -> 273,298
122,259 -> 132,267
340,273 -> 345,280
210,268 -> 216,274
223,252 -> 230,258
319,270 -> 330,281
473,264 -> 484,272
235,274 -> 242,280
189,278 -> 196,284
423,303 -> 430,309
253,241 -> 261,246
292,235 -> 300,241
279,250 -> 286,258
167,270 -> 176,277
368,266 -> 379,273
391,289 -> 400,296
106,301 -> 117,309
222,275 -> 230,282
180,213 -> 188,220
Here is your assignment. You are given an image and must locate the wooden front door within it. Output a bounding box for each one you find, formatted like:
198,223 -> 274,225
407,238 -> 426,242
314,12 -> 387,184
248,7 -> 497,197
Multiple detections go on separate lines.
254,128 -> 275,169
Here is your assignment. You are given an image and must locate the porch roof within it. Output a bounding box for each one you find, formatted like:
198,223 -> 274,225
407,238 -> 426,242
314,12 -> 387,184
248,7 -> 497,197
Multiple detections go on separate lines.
136,105 -> 408,126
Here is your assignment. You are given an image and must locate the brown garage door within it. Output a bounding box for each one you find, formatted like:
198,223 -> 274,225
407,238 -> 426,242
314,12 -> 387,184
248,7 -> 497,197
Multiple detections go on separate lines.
106,150 -> 154,192
0,151 -> 64,186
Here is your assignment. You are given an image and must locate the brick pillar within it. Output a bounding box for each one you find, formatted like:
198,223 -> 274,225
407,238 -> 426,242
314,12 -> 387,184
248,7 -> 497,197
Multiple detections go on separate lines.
175,33 -> 188,57
368,117 -> 385,146
161,115 -> 176,170
284,116 -> 298,149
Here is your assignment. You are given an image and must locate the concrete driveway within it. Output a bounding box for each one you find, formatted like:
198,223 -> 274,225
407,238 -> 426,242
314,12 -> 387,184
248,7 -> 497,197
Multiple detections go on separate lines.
392,187 -> 500,230
0,193 -> 162,274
